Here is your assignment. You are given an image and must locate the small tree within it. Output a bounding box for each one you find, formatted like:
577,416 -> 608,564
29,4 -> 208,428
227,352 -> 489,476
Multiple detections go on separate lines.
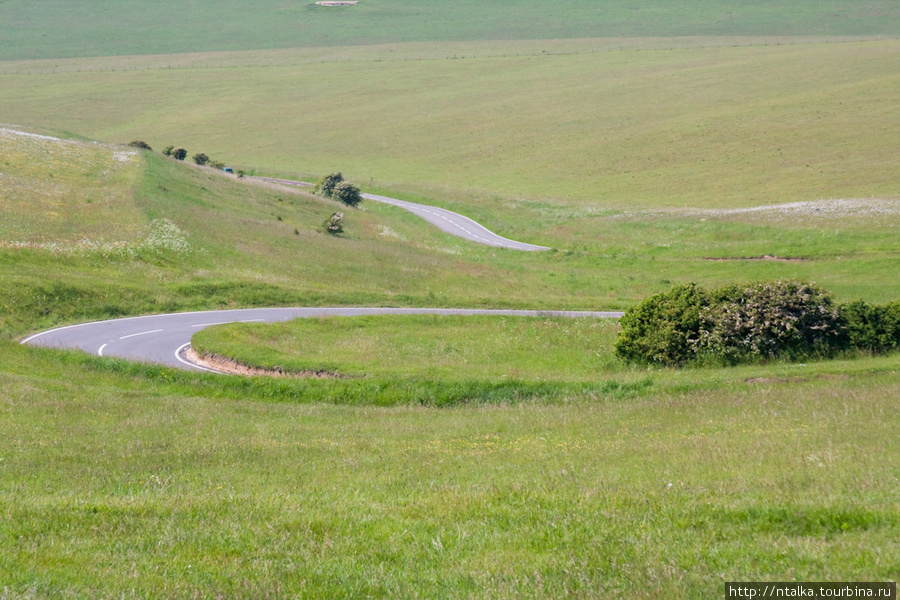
162,145 -> 175,156
315,172 -> 344,198
332,181 -> 362,207
171,148 -> 187,161
192,153 -> 209,166
324,212 -> 344,235
127,140 -> 152,151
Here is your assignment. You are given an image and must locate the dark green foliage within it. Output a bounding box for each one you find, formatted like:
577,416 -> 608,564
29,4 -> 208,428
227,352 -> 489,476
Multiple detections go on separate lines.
314,172 -> 344,197
840,300 -> 900,354
162,145 -> 174,156
332,181 -> 362,207
314,172 -> 363,207
171,148 -> 187,161
127,140 -> 152,150
616,280 -> 898,366
614,283 -> 709,366
192,153 -> 209,166
697,280 -> 844,364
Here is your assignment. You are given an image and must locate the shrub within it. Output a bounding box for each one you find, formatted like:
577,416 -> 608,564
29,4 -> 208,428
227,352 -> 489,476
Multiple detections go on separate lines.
332,181 -> 362,207
171,148 -> 187,161
696,280 -> 843,364
192,153 -> 210,166
127,140 -> 152,151
614,283 -> 709,366
315,172 -> 344,197
840,300 -> 900,354
324,212 -> 344,235
162,145 -> 175,156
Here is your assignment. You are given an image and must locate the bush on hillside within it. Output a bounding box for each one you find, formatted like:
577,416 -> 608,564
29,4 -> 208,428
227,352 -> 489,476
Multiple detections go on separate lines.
324,212 -> 344,235
614,283 -> 709,366
162,145 -> 175,156
127,140 -> 152,151
315,172 -> 344,197
696,280 -> 844,364
332,181 -> 362,207
192,153 -> 210,166
314,172 -> 363,207
171,148 -> 187,161
840,300 -> 900,354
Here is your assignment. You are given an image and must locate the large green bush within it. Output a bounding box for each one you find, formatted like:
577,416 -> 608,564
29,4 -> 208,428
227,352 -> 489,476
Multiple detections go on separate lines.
696,280 -> 843,364
614,280 -> 897,366
614,283 -> 709,366
840,300 -> 900,354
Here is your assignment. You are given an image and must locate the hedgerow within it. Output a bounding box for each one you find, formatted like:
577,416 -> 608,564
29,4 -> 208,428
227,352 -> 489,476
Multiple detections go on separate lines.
615,280 -> 899,366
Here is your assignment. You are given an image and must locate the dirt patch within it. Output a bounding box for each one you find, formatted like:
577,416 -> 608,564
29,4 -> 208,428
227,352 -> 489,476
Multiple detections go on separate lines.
704,255 -> 809,262
186,347 -> 346,379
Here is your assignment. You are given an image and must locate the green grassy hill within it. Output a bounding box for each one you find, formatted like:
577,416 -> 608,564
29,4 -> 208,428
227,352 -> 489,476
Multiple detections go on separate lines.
3,40 -> 899,213
2,1 -> 899,595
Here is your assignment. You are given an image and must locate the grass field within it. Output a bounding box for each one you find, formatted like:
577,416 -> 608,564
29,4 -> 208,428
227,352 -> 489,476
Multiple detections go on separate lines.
3,0 -> 900,60
2,0 -> 899,595
3,40 -> 899,215
1,339 -> 898,598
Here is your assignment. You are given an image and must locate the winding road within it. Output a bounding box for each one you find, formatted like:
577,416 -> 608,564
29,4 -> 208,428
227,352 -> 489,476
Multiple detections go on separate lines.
22,308 -> 624,373
21,179 -> 596,371
253,177 -> 550,251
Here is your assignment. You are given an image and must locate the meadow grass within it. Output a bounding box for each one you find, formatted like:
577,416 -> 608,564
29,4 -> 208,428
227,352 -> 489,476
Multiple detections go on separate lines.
2,40 -> 898,215
1,339 -> 897,598
190,313 -> 900,405
2,0 -> 899,60
2,11 -> 899,593
3,126 -> 899,343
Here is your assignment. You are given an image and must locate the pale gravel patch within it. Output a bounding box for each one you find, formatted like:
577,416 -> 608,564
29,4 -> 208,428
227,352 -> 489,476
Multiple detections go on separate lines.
689,198 -> 900,219
614,198 -> 900,222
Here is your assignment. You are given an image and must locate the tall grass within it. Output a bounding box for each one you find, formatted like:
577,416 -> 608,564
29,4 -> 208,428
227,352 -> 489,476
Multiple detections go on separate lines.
1,340 -> 897,597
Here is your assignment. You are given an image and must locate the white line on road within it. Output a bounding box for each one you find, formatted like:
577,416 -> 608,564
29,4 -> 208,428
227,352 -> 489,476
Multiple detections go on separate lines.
118,328 -> 164,340
98,343 -> 108,357
174,343 -> 225,374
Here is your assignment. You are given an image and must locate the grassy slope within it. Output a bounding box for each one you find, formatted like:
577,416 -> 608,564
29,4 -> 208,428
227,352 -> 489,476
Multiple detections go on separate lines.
2,0 -> 900,60
2,2 -> 899,595
2,123 -> 899,333
1,340 -> 898,597
2,41 -> 898,215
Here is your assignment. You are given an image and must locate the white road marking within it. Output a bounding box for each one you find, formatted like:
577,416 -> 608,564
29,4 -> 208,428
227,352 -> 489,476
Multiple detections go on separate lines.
175,343 -> 225,374
118,328 -> 164,340
98,343 -> 108,357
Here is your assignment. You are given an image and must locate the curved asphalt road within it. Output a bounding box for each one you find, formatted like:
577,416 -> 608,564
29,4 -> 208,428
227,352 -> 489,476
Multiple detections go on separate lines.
21,308 -> 624,373
254,177 -> 550,251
